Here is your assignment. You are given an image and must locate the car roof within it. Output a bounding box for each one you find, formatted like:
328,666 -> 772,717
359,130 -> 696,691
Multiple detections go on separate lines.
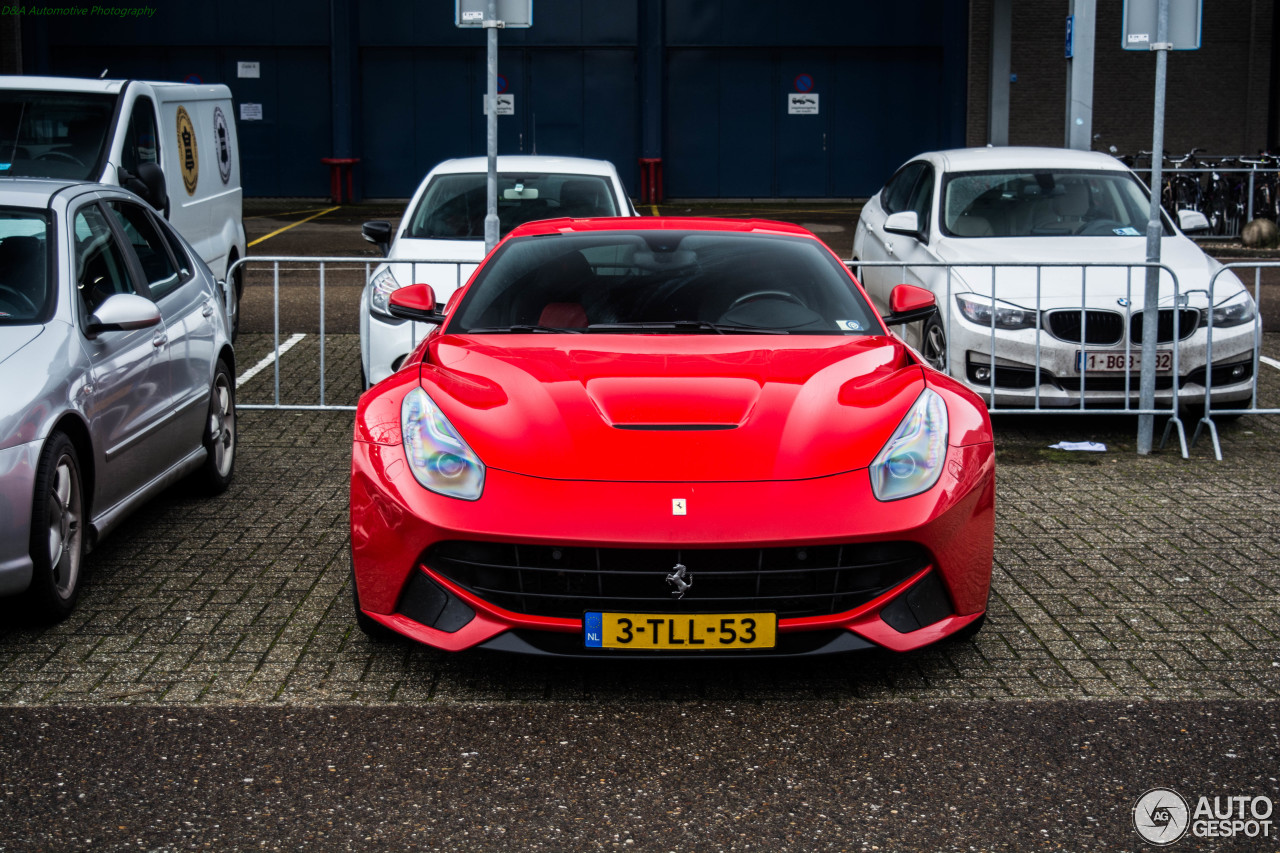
915,146 -> 1132,174
505,216 -> 819,239
428,155 -> 622,178
0,177 -> 113,208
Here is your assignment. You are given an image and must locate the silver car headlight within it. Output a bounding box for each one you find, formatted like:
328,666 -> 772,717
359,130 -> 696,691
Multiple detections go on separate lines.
869,389 -> 948,502
401,387 -> 485,500
1208,290 -> 1257,328
956,293 -> 1038,330
369,268 -> 401,319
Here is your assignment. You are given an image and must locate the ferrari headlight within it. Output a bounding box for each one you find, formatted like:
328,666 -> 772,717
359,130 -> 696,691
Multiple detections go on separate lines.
401,387 -> 485,500
956,293 -> 1038,330
368,268 -> 401,318
870,388 -> 948,502
1209,290 -> 1257,328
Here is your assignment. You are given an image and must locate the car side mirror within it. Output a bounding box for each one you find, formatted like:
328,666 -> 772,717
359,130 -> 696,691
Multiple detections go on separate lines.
84,292 -> 162,338
882,284 -> 937,326
1176,209 -> 1210,235
136,162 -> 169,217
883,211 -> 922,238
362,220 -> 393,256
388,283 -> 446,324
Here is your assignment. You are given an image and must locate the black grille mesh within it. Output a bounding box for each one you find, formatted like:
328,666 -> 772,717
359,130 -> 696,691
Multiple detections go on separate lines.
1045,310 -> 1124,344
424,541 -> 930,620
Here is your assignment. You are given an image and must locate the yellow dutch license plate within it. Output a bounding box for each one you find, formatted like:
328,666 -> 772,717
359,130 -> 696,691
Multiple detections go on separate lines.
584,612 -> 777,650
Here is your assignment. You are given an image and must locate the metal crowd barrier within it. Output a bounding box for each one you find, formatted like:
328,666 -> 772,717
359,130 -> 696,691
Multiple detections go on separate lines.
224,255 -> 474,413
223,255 -> 1270,461
848,260 -> 1271,459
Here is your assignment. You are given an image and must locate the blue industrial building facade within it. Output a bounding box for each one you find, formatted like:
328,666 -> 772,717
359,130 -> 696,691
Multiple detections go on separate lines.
20,0 -> 968,199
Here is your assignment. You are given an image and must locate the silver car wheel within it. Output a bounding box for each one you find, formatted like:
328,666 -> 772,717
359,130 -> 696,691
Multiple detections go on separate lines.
46,451 -> 83,601
209,370 -> 236,479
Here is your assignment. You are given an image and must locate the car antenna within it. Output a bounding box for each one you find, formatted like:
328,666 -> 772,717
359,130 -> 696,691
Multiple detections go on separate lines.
99,68 -> 109,78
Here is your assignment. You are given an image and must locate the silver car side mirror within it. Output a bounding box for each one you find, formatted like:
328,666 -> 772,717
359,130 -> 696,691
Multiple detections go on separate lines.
84,293 -> 162,338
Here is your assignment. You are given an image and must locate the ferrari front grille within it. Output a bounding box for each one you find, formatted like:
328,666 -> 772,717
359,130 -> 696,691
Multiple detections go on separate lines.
423,541 -> 930,620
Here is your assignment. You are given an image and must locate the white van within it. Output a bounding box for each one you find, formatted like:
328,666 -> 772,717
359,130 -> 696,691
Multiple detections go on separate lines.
0,76 -> 248,335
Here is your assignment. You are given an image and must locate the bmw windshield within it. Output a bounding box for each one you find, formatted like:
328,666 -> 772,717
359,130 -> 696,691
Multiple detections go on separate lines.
449,230 -> 880,335
941,169 -> 1169,238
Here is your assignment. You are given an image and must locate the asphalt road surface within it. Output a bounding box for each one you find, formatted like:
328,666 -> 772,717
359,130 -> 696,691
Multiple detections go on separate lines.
2,701 -> 1278,851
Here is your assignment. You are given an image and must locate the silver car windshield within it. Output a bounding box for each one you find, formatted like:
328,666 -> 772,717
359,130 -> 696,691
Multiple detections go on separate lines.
406,172 -> 620,240
450,231 -> 879,335
0,209 -> 51,324
941,169 -> 1164,238
0,91 -> 116,181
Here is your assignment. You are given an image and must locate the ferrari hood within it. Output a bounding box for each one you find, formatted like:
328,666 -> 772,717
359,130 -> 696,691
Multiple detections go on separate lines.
419,336 -> 927,482
934,235 -> 1238,308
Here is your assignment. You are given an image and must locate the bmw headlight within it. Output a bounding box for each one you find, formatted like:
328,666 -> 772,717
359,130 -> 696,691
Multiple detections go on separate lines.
870,388 -> 948,502
956,293 -> 1038,330
401,387 -> 485,500
1208,290 -> 1257,328
368,268 -> 401,318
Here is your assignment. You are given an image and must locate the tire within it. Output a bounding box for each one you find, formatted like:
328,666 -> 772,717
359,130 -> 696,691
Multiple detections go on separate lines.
921,315 -> 948,374
351,567 -> 398,643
196,359 -> 236,494
25,432 -> 86,621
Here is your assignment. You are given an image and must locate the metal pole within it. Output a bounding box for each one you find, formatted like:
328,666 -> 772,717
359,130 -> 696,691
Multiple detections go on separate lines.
484,0 -> 500,254
1137,0 -> 1170,455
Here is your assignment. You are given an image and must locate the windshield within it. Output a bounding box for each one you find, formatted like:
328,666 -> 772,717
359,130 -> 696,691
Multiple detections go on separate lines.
0,208 -> 53,324
449,230 -> 879,335
406,172 -> 621,240
0,91 -> 115,180
941,168 -> 1165,238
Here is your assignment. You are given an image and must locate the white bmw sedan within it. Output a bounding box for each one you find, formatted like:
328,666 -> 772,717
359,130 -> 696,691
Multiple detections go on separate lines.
853,147 -> 1258,409
358,155 -> 637,387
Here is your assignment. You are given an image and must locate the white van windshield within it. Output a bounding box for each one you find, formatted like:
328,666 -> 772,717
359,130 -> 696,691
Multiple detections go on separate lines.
0,91 -> 116,180
406,172 -> 620,240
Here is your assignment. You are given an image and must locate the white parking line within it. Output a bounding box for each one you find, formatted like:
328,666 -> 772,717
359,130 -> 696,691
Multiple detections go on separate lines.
237,333 -> 307,386
1262,355 -> 1280,372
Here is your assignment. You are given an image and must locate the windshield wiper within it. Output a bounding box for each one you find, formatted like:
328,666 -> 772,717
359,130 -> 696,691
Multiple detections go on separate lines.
465,324 -> 586,334
586,321 -> 789,335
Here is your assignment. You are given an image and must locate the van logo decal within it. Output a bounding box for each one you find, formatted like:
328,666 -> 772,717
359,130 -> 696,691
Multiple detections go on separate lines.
213,106 -> 231,185
176,106 -> 199,196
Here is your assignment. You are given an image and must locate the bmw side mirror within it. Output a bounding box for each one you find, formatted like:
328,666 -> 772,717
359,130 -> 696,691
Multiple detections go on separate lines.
882,284 -> 937,326
388,283 -> 446,324
362,220 -> 393,256
84,293 -> 162,338
883,211 -> 922,239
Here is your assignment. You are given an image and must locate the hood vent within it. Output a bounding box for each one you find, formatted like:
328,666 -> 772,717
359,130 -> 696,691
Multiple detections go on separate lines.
611,423 -> 738,431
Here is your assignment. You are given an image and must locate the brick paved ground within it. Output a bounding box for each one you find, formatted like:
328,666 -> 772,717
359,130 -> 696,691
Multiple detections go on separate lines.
1,331 -> 1277,706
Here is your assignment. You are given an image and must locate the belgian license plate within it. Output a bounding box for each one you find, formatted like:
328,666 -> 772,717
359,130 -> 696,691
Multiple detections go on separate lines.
584,612 -> 777,650
1076,349 -> 1172,373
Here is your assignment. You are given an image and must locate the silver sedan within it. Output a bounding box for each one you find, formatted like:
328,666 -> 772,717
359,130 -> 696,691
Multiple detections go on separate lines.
0,180 -> 236,620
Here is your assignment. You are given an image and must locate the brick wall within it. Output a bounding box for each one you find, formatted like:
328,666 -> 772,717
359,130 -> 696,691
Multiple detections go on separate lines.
968,0 -> 1275,159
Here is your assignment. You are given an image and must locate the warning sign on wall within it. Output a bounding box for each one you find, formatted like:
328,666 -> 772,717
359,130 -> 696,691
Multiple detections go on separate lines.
788,93 -> 820,115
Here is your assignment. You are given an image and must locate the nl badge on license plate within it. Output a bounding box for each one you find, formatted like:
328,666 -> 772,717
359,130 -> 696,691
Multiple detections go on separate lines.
584,611 -> 777,650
